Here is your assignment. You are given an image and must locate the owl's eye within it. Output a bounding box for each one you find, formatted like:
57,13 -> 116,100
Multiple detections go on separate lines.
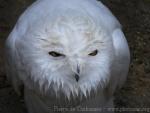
49,51 -> 65,57
88,50 -> 98,56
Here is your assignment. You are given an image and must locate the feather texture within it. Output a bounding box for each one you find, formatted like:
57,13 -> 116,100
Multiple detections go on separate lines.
5,0 -> 130,113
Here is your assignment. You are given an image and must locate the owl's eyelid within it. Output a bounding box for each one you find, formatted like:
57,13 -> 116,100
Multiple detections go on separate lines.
49,51 -> 65,56
48,48 -> 64,54
85,40 -> 103,51
88,49 -> 98,56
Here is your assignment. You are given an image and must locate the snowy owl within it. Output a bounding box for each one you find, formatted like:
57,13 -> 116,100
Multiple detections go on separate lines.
5,0 -> 130,113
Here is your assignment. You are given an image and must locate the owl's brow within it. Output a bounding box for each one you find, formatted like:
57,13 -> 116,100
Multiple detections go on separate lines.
36,38 -> 49,42
36,38 -> 64,47
87,40 -> 104,46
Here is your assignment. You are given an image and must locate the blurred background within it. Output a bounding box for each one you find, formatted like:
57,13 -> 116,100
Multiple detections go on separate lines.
0,0 -> 150,113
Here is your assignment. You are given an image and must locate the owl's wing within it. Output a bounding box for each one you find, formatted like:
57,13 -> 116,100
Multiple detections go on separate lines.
5,26 -> 24,96
105,28 -> 130,96
112,28 -> 130,87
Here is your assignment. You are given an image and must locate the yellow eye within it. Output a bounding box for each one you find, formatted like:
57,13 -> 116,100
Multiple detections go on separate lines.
88,50 -> 98,56
49,51 -> 65,57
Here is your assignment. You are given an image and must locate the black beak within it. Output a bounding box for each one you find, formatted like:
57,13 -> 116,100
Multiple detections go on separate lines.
74,64 -> 80,82
77,65 -> 80,74
75,74 -> 79,82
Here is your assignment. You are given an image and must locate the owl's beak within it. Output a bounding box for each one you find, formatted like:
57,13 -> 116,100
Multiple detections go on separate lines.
75,64 -> 80,82
72,64 -> 80,82
75,74 -> 79,82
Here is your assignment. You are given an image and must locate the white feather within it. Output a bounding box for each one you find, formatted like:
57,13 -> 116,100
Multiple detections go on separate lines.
5,0 -> 130,113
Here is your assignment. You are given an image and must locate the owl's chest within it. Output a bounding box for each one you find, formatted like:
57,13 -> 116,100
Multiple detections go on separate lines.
39,90 -> 93,108
25,86 -> 108,113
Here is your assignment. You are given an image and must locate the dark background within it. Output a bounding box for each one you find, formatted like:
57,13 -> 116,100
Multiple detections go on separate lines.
0,0 -> 150,113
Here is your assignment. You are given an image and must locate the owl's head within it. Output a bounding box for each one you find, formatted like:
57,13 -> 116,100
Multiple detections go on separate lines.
17,9 -> 116,99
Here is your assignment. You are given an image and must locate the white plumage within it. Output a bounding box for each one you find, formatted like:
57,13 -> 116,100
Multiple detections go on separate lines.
5,0 -> 130,113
